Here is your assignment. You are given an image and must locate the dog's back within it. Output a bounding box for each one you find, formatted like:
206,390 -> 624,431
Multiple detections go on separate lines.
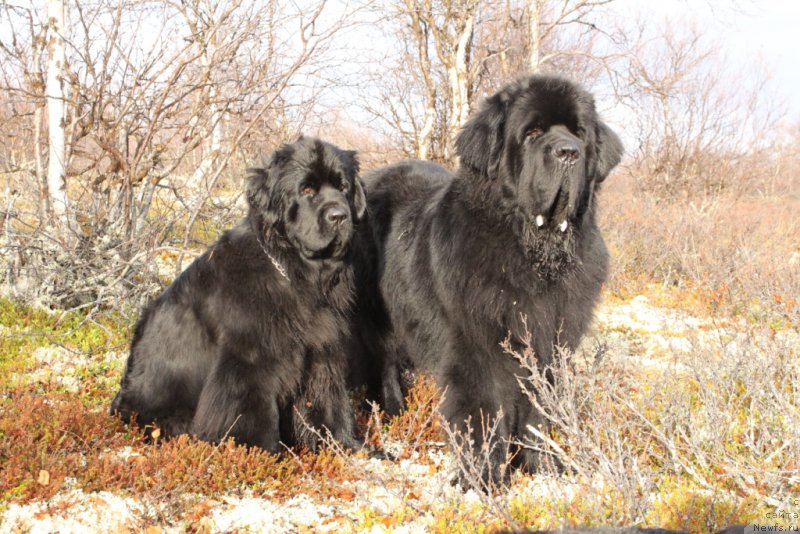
110,226 -> 247,436
363,160 -> 451,246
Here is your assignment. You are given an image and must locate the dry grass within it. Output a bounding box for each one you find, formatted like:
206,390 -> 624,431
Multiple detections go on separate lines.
600,186 -> 800,326
507,325 -> 799,532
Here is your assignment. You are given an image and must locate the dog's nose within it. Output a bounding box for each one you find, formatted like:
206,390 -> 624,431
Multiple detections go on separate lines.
324,205 -> 349,225
553,141 -> 580,164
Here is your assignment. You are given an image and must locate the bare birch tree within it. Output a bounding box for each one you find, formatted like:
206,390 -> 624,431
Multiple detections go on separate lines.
367,0 -> 481,165
365,0 -> 616,163
526,0 -> 614,72
612,20 -> 781,198
401,0 -> 439,160
430,0 -> 479,160
0,2 -> 50,219
45,0 -> 68,226
0,0 -> 356,308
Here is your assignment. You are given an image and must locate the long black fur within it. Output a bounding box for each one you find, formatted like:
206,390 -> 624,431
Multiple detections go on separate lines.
363,75 -> 623,483
110,137 -> 367,452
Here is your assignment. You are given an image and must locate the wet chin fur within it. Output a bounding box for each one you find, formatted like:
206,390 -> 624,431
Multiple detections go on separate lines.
519,215 -> 578,282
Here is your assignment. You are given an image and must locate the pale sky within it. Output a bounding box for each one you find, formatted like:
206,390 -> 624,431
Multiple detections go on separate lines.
325,0 -> 800,143
609,0 -> 800,121
726,0 -> 800,119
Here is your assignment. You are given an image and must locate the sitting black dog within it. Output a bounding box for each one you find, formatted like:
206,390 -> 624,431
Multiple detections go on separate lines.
362,75 -> 623,484
111,137 -> 366,451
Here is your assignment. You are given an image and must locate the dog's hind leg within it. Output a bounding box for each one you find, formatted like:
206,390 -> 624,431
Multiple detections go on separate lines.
192,354 -> 282,452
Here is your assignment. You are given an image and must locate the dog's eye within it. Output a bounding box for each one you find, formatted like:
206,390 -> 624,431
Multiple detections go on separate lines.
339,182 -> 348,192
301,185 -> 315,196
527,127 -> 544,141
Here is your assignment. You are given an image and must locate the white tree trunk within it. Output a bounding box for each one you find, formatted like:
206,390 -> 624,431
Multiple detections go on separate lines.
446,11 -> 475,163
188,4 -> 223,188
45,0 -> 68,224
528,0 -> 542,71
33,36 -> 49,219
190,76 -> 224,186
417,108 -> 436,160
34,104 -> 49,218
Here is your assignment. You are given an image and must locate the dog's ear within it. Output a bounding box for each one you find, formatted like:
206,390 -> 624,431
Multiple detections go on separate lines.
593,120 -> 623,182
245,162 -> 279,228
338,149 -> 366,221
246,143 -> 296,227
455,92 -> 507,177
353,177 -> 367,221
343,149 -> 360,178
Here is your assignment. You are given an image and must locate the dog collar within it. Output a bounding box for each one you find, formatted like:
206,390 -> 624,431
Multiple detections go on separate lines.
259,240 -> 290,282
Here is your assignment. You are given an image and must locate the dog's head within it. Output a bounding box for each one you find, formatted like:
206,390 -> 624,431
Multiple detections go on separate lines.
246,137 -> 366,261
456,75 -> 623,235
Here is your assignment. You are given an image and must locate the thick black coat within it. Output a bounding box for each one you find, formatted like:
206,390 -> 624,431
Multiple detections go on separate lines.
364,75 -> 623,483
111,137 -> 366,451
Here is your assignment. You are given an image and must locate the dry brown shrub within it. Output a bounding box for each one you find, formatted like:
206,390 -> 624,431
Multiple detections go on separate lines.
361,374 -> 445,459
0,382 -> 359,506
508,331 -> 799,531
599,175 -> 800,324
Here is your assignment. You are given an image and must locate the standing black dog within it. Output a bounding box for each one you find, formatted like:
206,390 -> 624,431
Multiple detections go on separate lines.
111,137 -> 366,451
364,75 -> 623,483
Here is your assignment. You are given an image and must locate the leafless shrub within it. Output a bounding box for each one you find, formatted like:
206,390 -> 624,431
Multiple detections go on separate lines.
600,183 -> 800,323
612,20 -> 784,200
440,408 -> 508,491
508,325 -> 800,530
0,0 -> 357,311
511,335 -> 659,523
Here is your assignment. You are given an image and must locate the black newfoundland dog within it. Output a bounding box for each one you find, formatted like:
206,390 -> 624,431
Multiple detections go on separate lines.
111,137 -> 366,452
364,75 -> 623,483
